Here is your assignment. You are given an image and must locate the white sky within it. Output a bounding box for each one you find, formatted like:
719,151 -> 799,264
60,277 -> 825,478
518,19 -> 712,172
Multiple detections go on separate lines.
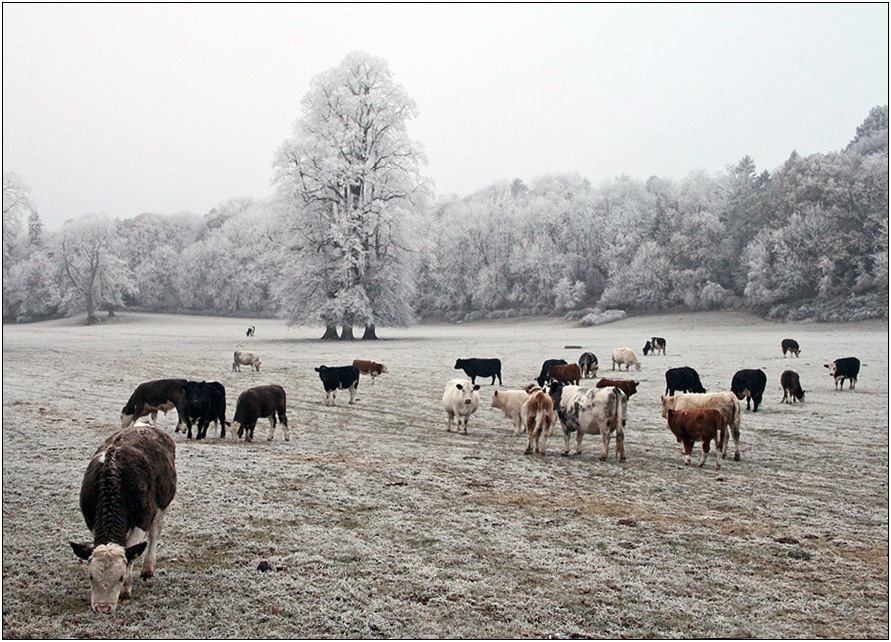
3,3 -> 888,228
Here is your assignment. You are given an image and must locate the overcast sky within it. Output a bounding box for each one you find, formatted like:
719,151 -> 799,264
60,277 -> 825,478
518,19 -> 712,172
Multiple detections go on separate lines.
3,4 -> 888,229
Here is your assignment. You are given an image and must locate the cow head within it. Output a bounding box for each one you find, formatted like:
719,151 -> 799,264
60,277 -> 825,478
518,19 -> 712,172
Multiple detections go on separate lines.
120,408 -> 134,429
660,395 -> 671,418
643,341 -> 652,355
454,382 -> 480,404
70,541 -> 147,613
824,363 -> 837,377
453,359 -> 465,370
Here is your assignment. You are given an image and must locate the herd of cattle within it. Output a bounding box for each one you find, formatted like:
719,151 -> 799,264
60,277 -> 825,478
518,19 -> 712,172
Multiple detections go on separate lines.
71,334 -> 863,614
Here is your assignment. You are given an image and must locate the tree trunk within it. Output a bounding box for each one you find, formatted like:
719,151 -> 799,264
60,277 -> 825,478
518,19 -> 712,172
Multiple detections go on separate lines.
362,324 -> 378,340
321,324 -> 339,340
85,291 -> 99,325
339,324 -> 355,340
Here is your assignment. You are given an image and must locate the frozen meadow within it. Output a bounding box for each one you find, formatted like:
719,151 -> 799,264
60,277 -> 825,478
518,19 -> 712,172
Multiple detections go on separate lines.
2,311 -> 888,638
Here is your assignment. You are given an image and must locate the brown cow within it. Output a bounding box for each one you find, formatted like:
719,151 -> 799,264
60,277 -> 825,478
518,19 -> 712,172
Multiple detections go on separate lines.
780,370 -> 806,403
548,363 -> 581,386
352,359 -> 389,384
521,386 -> 555,455
666,408 -> 726,468
595,378 -> 639,398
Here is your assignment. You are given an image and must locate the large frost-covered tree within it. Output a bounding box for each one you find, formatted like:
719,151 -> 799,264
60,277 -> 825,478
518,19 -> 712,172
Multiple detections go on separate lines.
273,51 -> 429,339
3,172 -> 35,270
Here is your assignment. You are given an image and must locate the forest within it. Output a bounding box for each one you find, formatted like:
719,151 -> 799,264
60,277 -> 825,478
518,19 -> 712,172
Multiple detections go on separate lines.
2,52 -> 888,333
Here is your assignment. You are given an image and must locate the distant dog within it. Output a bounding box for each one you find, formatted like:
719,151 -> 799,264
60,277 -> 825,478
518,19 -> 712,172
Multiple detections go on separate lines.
246,326 -> 255,337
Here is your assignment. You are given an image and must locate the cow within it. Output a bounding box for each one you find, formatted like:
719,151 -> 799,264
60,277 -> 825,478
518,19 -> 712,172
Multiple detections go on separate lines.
611,347 -> 641,371
548,362 -> 581,386
120,379 -> 188,431
549,382 -> 627,461
491,388 -> 531,435
781,338 -> 800,357
780,370 -> 806,403
230,384 -> 288,442
731,369 -> 768,412
643,337 -> 666,356
232,350 -> 261,372
595,378 -> 639,398
666,408 -> 726,468
578,352 -> 599,378
442,379 -> 480,433
352,359 -> 388,384
825,357 -> 860,390
664,367 -> 706,396
315,365 -> 360,405
246,325 -> 255,337
70,425 -> 176,613
661,392 -> 741,461
521,386 -> 555,455
181,381 -> 226,440
536,358 -> 567,386
454,358 -> 502,385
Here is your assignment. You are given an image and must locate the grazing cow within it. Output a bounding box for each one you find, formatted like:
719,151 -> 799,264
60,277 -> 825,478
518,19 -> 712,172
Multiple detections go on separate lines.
731,369 -> 768,412
661,392 -> 741,461
595,378 -> 639,398
491,388 -> 531,435
246,325 -> 255,337
315,365 -> 360,405
549,382 -> 627,461
120,379 -> 188,431
664,367 -> 706,396
780,370 -> 806,403
232,350 -> 261,372
643,337 -> 667,356
181,381 -> 226,440
548,362 -> 582,386
578,352 -> 599,378
442,379 -> 480,433
352,359 -> 389,384
230,384 -> 288,442
666,408 -> 726,468
611,347 -> 641,371
536,358 -> 568,386
781,338 -> 800,357
70,425 -> 176,613
521,386 -> 555,455
454,358 -> 502,385
824,357 -> 860,390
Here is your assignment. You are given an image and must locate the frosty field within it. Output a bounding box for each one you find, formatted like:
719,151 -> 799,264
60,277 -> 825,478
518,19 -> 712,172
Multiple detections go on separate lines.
2,311 -> 888,639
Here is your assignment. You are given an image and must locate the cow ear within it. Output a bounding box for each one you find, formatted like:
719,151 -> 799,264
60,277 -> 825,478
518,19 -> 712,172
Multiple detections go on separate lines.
823,364 -> 829,368
70,542 -> 94,561
125,542 -> 148,562
473,385 -> 481,391
455,384 -> 463,390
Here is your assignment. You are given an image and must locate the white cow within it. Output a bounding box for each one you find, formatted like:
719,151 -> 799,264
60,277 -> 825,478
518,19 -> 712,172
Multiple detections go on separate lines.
611,347 -> 641,371
443,379 -> 480,434
549,383 -> 628,460
490,388 -> 531,435
232,350 -> 261,372
661,392 -> 742,461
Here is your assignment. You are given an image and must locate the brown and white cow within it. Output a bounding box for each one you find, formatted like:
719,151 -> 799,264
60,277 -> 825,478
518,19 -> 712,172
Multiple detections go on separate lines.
70,425 -> 176,613
352,359 -> 388,384
595,378 -> 639,398
521,386 -> 555,455
666,408 -> 726,468
491,388 -> 531,435
120,379 -> 188,431
232,350 -> 261,372
661,392 -> 741,461
548,362 -> 581,386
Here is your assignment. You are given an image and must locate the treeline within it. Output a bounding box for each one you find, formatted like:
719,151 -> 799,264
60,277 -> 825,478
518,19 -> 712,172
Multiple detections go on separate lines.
3,105 -> 887,327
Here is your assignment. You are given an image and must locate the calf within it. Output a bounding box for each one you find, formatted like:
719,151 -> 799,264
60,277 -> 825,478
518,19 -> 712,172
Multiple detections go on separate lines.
664,366 -> 706,395
666,408 -> 726,468
578,352 -> 599,378
548,362 -> 581,385
825,357 -> 860,390
454,358 -> 502,385
643,337 -> 666,356
352,359 -> 389,384
611,347 -> 641,371
70,425 -> 176,613
230,384 -> 289,442
781,338 -> 800,357
491,389 -> 531,435
731,369 -> 767,412
780,370 -> 806,403
661,392 -> 741,461
595,378 -> 639,398
536,358 -> 567,386
443,379 -> 480,433
549,382 -> 627,461
232,350 -> 261,372
315,365 -> 360,405
120,378 -> 188,431
181,381 -> 226,440
521,386 -> 555,455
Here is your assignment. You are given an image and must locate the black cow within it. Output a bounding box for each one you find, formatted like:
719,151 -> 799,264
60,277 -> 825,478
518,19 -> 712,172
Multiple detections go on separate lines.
731,369 -> 767,412
455,358 -> 502,385
182,381 -> 227,440
246,325 -> 255,337
781,339 -> 800,357
315,365 -> 360,405
780,370 -> 805,403
643,337 -> 666,356
536,358 -> 568,387
664,367 -> 706,396
824,357 -> 860,390
578,352 -> 598,378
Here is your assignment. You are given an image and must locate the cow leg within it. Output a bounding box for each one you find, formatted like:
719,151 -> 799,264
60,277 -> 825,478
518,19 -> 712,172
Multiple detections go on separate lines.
538,419 -> 550,455
149,411 -> 158,426
682,440 -> 693,465
348,384 -> 357,404
575,431 -> 584,456
278,410 -> 289,441
267,416 -> 277,441
562,430 -> 571,455
616,430 -> 625,462
446,411 -> 454,432
699,440 -> 710,467
141,509 -> 167,581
